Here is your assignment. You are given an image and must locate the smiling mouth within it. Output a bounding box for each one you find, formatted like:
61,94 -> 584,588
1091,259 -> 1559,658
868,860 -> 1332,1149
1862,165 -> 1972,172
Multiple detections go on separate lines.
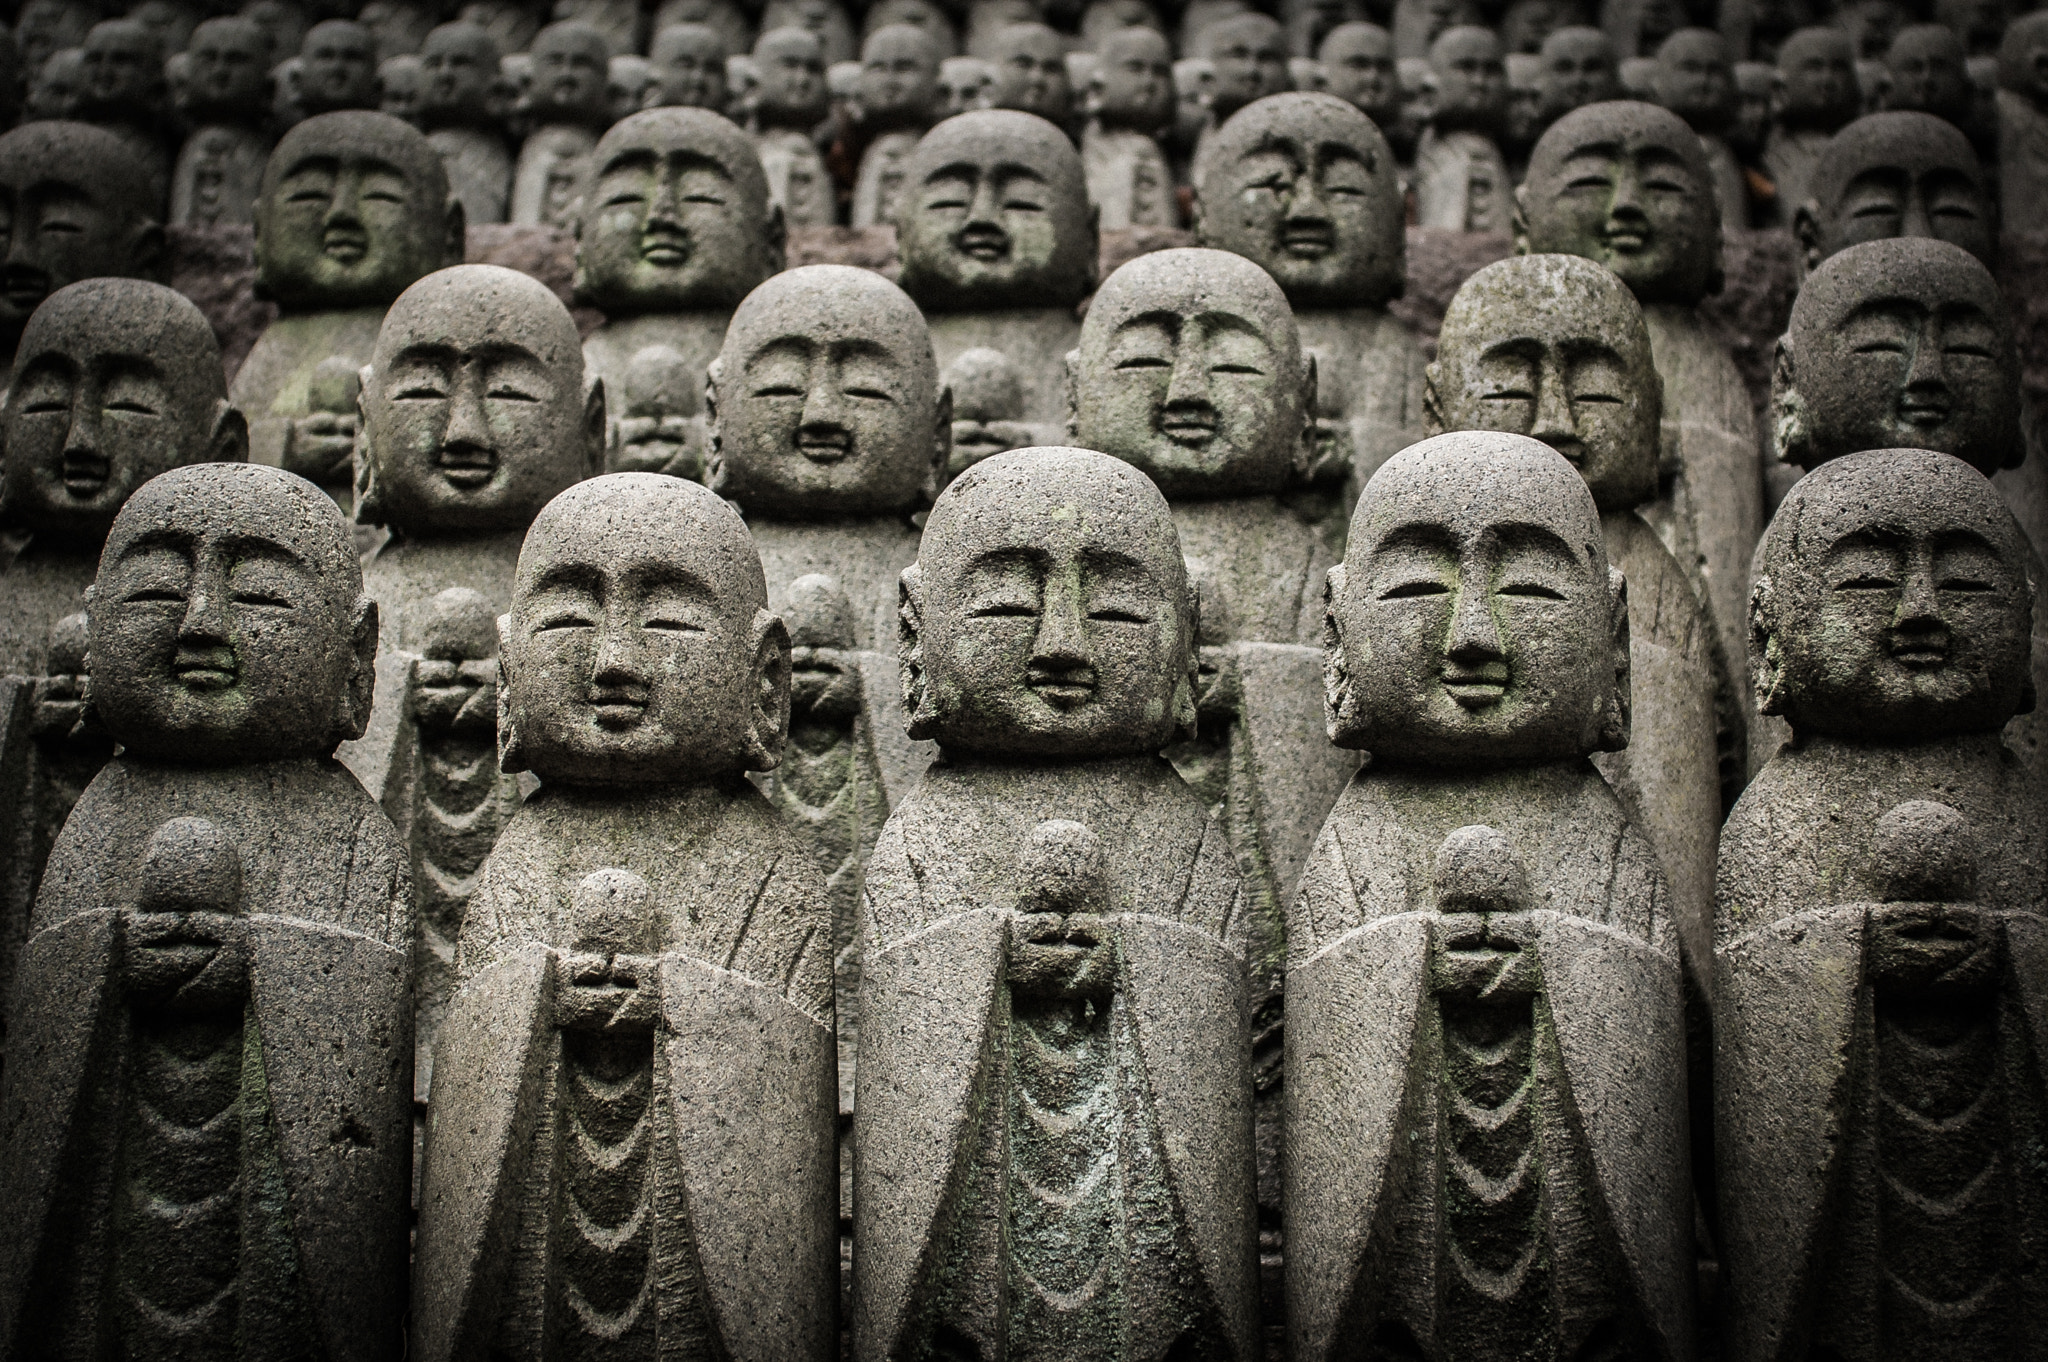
1441,665 -> 1508,709
797,428 -> 852,463
1027,666 -> 1098,710
1601,228 -> 1648,252
62,451 -> 110,495
955,227 -> 1010,261
641,231 -> 691,266
1889,636 -> 1950,668
322,230 -> 368,263
1898,397 -> 1950,425
174,651 -> 237,691
436,449 -> 497,488
588,687 -> 649,729
1159,409 -> 1218,447
1281,224 -> 1334,257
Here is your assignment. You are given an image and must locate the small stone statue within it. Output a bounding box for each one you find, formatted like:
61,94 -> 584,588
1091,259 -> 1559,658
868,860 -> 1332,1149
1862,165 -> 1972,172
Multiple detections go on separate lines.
853,445 -> 1258,1362
750,27 -> 834,227
0,121 -> 167,369
1201,12 -> 1292,130
1650,27 -> 1748,231
294,18 -> 380,117
457,0 -> 540,58
1885,22 -> 1972,126
1792,111 -> 1991,276
851,24 -> 940,228
1504,50 -> 1546,165
937,52 -> 995,114
1195,91 -> 1429,494
510,20 -> 610,226
1429,253 -> 1724,1022
607,52 -> 655,121
0,280 -> 246,1014
345,264 -> 602,1083
1317,20 -> 1397,125
943,346 -> 1041,476
1517,100 -> 1763,783
1762,25 -> 1860,225
1392,0 -> 1477,62
646,20 -> 731,110
235,111 -> 461,508
867,0 -> 959,57
895,109 -> 1096,432
1997,12 -> 2048,242
0,463 -> 412,1360
170,17 -> 275,227
1081,25 -> 1176,229
411,473 -> 836,1362
573,107 -> 785,470
420,21 -> 512,225
380,52 -> 426,124
1287,432 -> 1692,1362
14,0 -> 93,78
1537,23 -> 1619,126
765,0 -> 857,67
76,18 -> 174,194
1717,451 -> 2047,1362
23,47 -> 86,122
986,20 -> 1072,125
657,0 -> 757,59
557,0 -> 645,58
1501,0 -> 1585,54
360,0 -> 436,62
1414,25 -> 1512,230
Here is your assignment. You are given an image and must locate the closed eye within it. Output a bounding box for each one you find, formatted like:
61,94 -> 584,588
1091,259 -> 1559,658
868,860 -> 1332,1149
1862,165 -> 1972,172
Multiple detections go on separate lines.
1565,174 -> 1610,191
1836,575 -> 1897,589
752,383 -> 805,397
1644,177 -> 1687,193
106,400 -> 157,414
1483,389 -> 1534,401
287,189 -> 329,203
1939,576 -> 1994,591
124,588 -> 186,603
231,590 -> 293,608
927,196 -> 969,209
535,612 -> 595,631
487,387 -> 541,402
1212,362 -> 1261,374
968,602 -> 1038,617
1572,392 -> 1622,405
1851,341 -> 1906,354
1115,356 -> 1171,369
1003,199 -> 1045,211
395,384 -> 446,399
1380,579 -> 1449,598
1945,343 -> 1993,358
846,386 -> 893,401
1851,202 -> 1901,217
684,192 -> 727,204
21,400 -> 66,414
1932,203 -> 1978,218
1089,608 -> 1150,622
643,617 -> 704,632
604,192 -> 646,207
1499,582 -> 1565,599
362,189 -> 404,203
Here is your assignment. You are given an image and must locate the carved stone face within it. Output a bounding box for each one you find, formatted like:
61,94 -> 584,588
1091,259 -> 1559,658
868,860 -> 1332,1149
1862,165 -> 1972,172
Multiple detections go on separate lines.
988,22 -> 1069,122
253,111 -> 456,310
359,0 -> 436,62
25,48 -> 87,121
1754,448 -> 2031,738
894,110 -> 1096,311
1796,111 -> 1991,271
420,22 -> 500,126
1504,53 -> 1543,147
1089,24 -> 1172,128
360,265 -> 600,533
2,279 -> 243,544
1195,91 -> 1404,307
457,0 -> 539,57
571,108 -> 781,313
1650,28 -> 1734,132
380,54 -> 426,123
1776,26 -> 1859,127
1429,254 -> 1660,511
867,0 -> 957,56
1731,58 -> 1772,147
763,0 -> 855,67
89,463 -> 373,762
1499,0 -> 1575,57
1081,0 -> 1161,51
754,26 -> 828,124
859,23 -> 939,127
299,19 -> 379,113
1318,22 -> 1396,121
648,22 -> 728,110
1517,100 -> 1721,305
1537,26 -> 1616,118
1071,247 -> 1311,498
182,17 -> 271,119
526,20 -> 611,124
1998,12 -> 2048,104
0,122 -> 164,350
1428,25 -> 1505,132
1329,432 -> 1624,765
15,0 -> 96,76
937,55 -> 995,115
79,18 -> 165,118
906,445 -> 1194,756
504,473 -> 788,784
708,265 -> 941,518
1202,14 -> 1288,121
126,0 -> 199,56
1884,24 -> 1969,120
1779,237 -> 2021,474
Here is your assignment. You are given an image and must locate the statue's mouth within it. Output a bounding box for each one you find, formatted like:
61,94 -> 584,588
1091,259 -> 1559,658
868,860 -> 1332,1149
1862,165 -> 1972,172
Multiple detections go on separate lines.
796,426 -> 852,462
322,228 -> 369,263
1,265 -> 51,312
1440,662 -> 1509,709
61,450 -> 110,496
1600,226 -> 1648,252
436,446 -> 497,487
587,683 -> 650,728
173,647 -> 238,692
1888,632 -> 1951,668
1027,663 -> 1098,709
1159,404 -> 1218,447
955,225 -> 1010,262
1281,223 -> 1335,257
641,229 -> 691,267
1898,394 -> 1951,425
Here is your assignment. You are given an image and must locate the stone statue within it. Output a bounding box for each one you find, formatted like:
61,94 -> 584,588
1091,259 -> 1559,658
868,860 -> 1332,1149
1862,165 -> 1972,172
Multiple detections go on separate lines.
360,0 -> 436,62
937,53 -> 995,115
1414,25 -> 1511,230
749,27 -> 832,228
1392,0 -> 1478,62
1429,253 -> 1723,1031
381,52 -> 426,124
1081,24 -> 1175,230
75,18 -> 173,195
0,121 -> 166,367
295,18 -> 380,117
0,462 -> 412,1360
556,0 -> 645,57
1505,51 -> 1546,166
170,16 -> 274,227
420,22 -> 512,225
1791,110 -> 1992,275
1317,21 -> 1397,126
765,0 -> 857,67
1518,100 -> 1763,793
1885,22 -> 1972,126
1081,0 -> 1162,52
657,0 -> 756,58
866,0 -> 959,57
1195,91 -> 1427,496
573,107 -> 784,475
235,111 -> 461,511
1650,27 -> 1748,232
895,109 -> 1096,433
1762,26 -> 1860,226
509,21 -> 610,226
1201,12 -> 1292,130
607,52 -> 655,122
1501,0 -> 1586,55
345,263 -> 602,1084
985,20 -> 1071,126
23,47 -> 85,122
851,24 -> 940,228
457,0 -> 540,57
1997,12 -> 2048,244
942,346 -> 1039,477
411,472 -> 836,1362
1717,449 -> 2048,1362
1537,23 -> 1620,126
0,280 -> 247,1021
852,445 -> 1258,1361
14,0 -> 93,78
1287,432 -> 1692,1362
647,20 -> 731,111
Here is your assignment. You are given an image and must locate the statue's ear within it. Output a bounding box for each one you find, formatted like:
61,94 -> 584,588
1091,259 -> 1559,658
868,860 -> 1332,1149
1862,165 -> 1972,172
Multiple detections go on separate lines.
1510,182 -> 1531,254
442,196 -> 467,269
1749,572 -> 1787,717
1769,333 -> 1809,469
496,616 -> 529,773
1422,360 -> 1446,438
336,596 -> 379,745
1321,563 -> 1365,747
210,401 -> 249,465
1791,201 -> 1821,275
899,563 -> 938,739
704,356 -> 727,485
929,383 -> 953,502
743,608 -> 793,771
352,365 -> 388,526
1295,350 -> 1319,479
1173,575 -> 1200,742
580,375 -> 606,480
1062,348 -> 1081,443
1594,564 -> 1630,754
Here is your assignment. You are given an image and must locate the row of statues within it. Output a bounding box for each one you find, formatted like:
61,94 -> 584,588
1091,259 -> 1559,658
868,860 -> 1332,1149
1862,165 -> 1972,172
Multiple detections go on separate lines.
11,0 -> 2048,238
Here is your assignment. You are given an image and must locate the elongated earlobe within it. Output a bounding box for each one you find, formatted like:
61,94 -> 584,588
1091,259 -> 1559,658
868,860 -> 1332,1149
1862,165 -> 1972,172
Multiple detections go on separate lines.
900,565 -> 941,740
744,609 -> 793,772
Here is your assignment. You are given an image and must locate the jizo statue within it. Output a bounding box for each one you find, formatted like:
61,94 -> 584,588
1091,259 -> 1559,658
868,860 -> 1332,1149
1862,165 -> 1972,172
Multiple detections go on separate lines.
342,264 -> 603,1088
295,18 -> 380,117
509,20 -> 611,227
1201,12 -> 1291,126
867,0 -> 960,57
1792,110 -> 1994,275
572,107 -> 785,478
0,280 -> 247,1024
1195,91 -> 1428,495
1081,25 -> 1176,230
1763,25 -> 1860,225
764,0 -> 857,67
751,26 -> 835,227
1317,21 -> 1398,125
647,20 -> 732,110
895,109 -> 1097,437
1517,99 -> 1762,793
1650,27 -> 1748,231
76,18 -> 173,192
1997,12 -> 2048,242
1885,22 -> 1973,125
411,473 -> 836,1362
0,120 -> 166,367
937,53 -> 996,114
986,21 -> 1072,124
1537,24 -> 1620,122
420,21 -> 512,225
0,463 -> 412,1361
852,445 -> 1258,1362
850,24 -> 940,229
1717,448 -> 2048,1362
170,16 -> 274,227
1287,432 -> 1693,1362
1414,24 -> 1512,229
381,53 -> 428,124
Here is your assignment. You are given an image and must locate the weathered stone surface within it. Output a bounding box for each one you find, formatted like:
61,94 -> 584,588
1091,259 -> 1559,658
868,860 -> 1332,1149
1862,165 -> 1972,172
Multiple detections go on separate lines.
170,17 -> 275,229
1998,11 -> 2048,243
413,473 -> 836,1362
1718,449 -> 2047,1362
1414,26 -> 1512,230
510,21 -> 610,228
419,22 -> 511,225
753,27 -> 836,228
1290,431 -> 1692,1362
854,445 -> 1257,1361
1083,26 -> 1177,230
1792,110 -> 1993,274
1649,28 -> 1750,232
1,462 -> 413,1362
1760,26 -> 1859,225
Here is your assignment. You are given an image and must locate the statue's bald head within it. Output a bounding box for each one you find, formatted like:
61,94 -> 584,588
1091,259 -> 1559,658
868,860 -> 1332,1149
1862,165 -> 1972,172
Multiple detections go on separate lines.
0,120 -> 166,348
1796,111 -> 1991,272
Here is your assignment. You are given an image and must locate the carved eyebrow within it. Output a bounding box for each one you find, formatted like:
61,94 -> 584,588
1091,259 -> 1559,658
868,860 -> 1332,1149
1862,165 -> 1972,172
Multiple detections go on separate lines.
1247,133 -> 1306,167
963,545 -> 1047,575
1560,141 -> 1624,160
528,561 -> 607,597
922,160 -> 982,184
1492,521 -> 1583,568
1195,310 -> 1271,342
1318,141 -> 1371,171
1822,526 -> 1908,557
113,527 -> 194,564
1841,298 -> 1930,326
1368,522 -> 1458,556
280,154 -> 342,179
626,561 -> 718,599
993,163 -> 1051,186
1079,547 -> 1151,576
390,342 -> 457,368
1931,528 -> 2000,558
217,533 -> 316,577
1111,310 -> 1181,338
